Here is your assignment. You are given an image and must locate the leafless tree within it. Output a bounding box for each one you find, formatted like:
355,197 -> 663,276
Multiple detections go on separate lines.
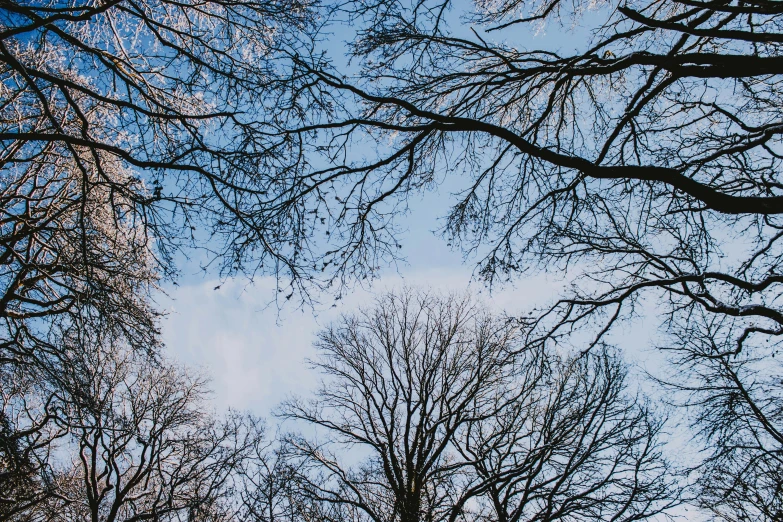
0,0 -> 322,355
3,330 -> 268,522
0,362 -> 69,519
5,0 -> 777,518
281,290 -> 678,522
464,350 -> 677,522
261,0 -> 783,357
282,290 -> 522,522
0,0 -> 321,304
234,436 -> 316,522
0,0 -> 315,513
657,312 -> 783,522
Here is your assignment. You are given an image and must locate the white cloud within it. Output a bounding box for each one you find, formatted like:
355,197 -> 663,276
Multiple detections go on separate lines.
159,266 -> 565,415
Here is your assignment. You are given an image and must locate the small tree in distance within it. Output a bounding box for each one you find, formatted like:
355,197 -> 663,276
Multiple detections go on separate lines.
1,328 -> 268,522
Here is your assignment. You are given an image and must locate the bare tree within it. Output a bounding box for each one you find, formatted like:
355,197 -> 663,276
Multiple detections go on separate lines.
3,331 -> 267,522
234,436 -> 313,522
281,290 -> 677,522
464,350 -> 677,522
282,290 -> 521,522
658,312 -> 783,522
0,364 -> 69,519
259,0 -> 783,355
0,0 -> 315,513
4,0 -> 776,518
0,0 -> 322,354
0,0 -> 319,300
0,0 -> 336,376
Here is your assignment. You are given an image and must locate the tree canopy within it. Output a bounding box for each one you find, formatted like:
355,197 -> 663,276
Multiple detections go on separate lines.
3,0 -> 783,520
